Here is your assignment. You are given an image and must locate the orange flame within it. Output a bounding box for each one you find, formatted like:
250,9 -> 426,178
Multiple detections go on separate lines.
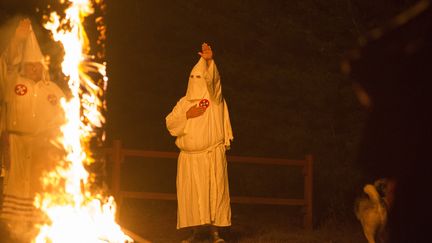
34,0 -> 132,242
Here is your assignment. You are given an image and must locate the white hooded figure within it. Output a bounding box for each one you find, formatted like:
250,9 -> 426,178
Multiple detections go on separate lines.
166,43 -> 233,242
0,19 -> 64,238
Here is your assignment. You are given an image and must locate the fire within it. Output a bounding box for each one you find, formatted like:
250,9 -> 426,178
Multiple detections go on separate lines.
33,0 -> 132,242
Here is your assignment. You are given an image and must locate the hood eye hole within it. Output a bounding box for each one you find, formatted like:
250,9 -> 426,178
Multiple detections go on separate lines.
190,75 -> 194,78
196,75 -> 201,78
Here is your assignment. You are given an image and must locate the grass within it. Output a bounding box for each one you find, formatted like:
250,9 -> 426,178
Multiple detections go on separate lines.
118,199 -> 365,243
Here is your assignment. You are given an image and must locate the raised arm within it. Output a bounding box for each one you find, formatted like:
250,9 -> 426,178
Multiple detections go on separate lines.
1,18 -> 32,66
0,19 -> 32,134
198,43 -> 222,104
198,42 -> 213,67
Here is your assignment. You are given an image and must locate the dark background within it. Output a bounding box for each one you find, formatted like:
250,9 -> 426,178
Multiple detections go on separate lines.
0,0 -> 417,224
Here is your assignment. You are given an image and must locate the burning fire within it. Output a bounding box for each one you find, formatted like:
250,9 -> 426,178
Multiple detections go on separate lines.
33,0 -> 132,242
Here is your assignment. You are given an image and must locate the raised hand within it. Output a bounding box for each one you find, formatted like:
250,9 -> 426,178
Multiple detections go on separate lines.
186,104 -> 206,119
198,42 -> 213,61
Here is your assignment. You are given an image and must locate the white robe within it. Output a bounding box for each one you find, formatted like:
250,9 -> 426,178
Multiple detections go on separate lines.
0,46 -> 65,224
166,59 -> 233,229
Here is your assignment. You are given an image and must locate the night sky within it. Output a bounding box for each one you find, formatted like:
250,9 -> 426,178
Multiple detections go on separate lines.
0,0 -> 421,226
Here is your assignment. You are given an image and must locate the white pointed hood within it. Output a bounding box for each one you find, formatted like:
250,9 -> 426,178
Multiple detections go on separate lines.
22,26 -> 45,64
20,25 -> 51,81
185,57 -> 210,100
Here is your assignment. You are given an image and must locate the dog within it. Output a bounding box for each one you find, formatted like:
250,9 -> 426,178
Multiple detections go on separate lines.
355,179 -> 390,243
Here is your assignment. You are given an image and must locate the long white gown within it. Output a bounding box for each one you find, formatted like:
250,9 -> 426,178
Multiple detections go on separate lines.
0,34 -> 65,226
166,58 -> 233,229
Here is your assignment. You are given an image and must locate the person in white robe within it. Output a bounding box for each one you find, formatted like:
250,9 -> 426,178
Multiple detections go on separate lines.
166,43 -> 233,243
0,18 -> 65,240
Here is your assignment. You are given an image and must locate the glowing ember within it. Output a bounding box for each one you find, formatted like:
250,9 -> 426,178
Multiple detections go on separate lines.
33,0 -> 132,242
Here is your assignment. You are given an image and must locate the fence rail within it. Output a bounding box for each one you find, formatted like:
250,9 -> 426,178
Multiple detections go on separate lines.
106,140 -> 313,230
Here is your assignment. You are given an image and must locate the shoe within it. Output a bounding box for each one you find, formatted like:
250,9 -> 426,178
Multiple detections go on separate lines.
211,231 -> 225,243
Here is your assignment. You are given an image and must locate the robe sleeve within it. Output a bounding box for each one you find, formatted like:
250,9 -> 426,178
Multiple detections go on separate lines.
1,38 -> 23,99
0,54 -> 7,103
166,98 -> 189,137
0,56 -> 7,133
204,60 -> 222,104
223,99 -> 234,149
0,40 -> 23,133
1,38 -> 24,73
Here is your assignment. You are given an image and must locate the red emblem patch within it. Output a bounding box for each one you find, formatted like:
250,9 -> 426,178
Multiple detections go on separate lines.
199,99 -> 210,108
47,94 -> 58,105
14,84 -> 28,96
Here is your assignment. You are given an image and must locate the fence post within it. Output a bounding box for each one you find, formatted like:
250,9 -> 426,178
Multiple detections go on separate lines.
303,154 -> 314,230
112,139 -> 123,219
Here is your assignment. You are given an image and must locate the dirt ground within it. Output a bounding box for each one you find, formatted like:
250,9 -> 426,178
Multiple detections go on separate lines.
118,200 -> 365,243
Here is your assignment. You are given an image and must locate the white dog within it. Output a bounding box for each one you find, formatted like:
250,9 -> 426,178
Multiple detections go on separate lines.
355,179 -> 389,243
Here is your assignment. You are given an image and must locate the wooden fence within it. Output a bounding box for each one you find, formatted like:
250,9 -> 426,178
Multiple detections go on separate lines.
106,140 -> 314,230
